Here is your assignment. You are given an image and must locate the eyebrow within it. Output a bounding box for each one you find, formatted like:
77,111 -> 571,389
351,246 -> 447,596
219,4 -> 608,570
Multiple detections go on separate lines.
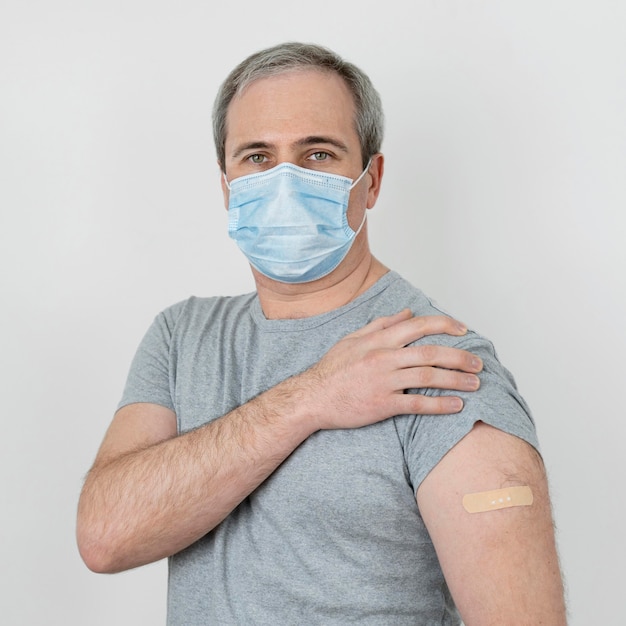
230,136 -> 349,159
294,136 -> 349,153
231,141 -> 272,159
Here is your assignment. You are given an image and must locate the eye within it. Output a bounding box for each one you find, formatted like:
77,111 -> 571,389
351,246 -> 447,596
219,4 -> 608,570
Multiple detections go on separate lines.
308,151 -> 330,162
248,154 -> 266,164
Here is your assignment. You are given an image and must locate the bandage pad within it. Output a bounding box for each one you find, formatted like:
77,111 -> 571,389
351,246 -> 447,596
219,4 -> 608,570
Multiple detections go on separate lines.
462,486 -> 533,513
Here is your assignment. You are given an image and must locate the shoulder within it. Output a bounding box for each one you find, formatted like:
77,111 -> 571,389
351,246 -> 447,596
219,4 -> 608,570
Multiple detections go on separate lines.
387,274 -> 538,488
383,274 -> 499,354
157,292 -> 257,333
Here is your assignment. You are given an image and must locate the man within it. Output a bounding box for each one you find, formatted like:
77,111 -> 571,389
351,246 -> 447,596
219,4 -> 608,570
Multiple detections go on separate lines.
77,43 -> 566,624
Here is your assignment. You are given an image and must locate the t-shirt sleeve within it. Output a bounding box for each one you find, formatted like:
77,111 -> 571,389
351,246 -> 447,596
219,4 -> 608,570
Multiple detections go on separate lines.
398,332 -> 540,495
117,305 -> 183,413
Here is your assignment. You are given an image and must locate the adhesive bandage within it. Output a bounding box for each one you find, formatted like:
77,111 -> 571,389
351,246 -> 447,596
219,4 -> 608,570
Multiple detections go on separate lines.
462,486 -> 533,513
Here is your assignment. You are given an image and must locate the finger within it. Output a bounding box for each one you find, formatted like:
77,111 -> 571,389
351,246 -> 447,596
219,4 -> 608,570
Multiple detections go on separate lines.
396,345 -> 483,373
349,308 -> 413,338
377,315 -> 469,349
389,393 -> 464,416
393,366 -> 481,393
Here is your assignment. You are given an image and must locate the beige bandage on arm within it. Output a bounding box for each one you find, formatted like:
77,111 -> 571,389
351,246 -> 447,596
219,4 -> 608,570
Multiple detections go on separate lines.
462,486 -> 533,513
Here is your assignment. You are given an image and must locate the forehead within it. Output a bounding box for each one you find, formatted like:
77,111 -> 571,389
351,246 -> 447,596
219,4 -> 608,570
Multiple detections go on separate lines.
224,69 -> 358,146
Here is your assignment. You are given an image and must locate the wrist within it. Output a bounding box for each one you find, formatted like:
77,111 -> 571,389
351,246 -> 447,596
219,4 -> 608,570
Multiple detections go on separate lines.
256,373 -> 322,442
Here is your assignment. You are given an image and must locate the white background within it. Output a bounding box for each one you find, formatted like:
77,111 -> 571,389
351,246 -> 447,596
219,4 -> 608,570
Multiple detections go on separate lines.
1,1 -> 624,624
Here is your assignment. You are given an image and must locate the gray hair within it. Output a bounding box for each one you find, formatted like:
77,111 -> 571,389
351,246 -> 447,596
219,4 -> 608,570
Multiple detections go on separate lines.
212,42 -> 384,170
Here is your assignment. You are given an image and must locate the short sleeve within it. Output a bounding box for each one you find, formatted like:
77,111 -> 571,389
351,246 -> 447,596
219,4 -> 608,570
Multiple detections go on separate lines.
396,332 -> 540,495
117,305 -> 184,412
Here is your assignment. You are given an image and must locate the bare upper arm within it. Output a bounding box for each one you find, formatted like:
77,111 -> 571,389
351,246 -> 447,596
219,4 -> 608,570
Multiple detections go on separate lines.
92,403 -> 178,468
417,421 -> 566,624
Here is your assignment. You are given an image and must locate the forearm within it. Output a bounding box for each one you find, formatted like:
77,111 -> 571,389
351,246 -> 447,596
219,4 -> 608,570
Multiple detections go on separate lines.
78,312 -> 482,573
77,379 -> 315,573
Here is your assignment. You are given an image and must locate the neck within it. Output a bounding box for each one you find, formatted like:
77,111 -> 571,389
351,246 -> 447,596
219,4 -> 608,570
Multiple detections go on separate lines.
254,254 -> 389,320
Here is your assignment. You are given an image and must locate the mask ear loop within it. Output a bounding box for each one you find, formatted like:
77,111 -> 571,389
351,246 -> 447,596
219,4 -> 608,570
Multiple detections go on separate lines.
352,208 -> 368,236
349,159 -> 372,190
348,158 -> 372,235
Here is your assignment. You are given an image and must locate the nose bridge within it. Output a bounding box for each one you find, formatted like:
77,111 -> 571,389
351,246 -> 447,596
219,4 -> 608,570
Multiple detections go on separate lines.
275,149 -> 295,167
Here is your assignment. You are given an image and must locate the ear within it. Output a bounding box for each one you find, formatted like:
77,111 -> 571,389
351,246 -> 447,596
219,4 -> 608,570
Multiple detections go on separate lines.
366,153 -> 384,209
220,165 -> 229,210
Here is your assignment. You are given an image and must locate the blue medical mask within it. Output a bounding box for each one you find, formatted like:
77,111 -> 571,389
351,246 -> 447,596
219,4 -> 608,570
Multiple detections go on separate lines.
226,161 -> 370,283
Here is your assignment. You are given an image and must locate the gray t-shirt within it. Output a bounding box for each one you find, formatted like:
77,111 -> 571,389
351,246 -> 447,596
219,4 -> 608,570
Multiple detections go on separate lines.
119,271 -> 538,625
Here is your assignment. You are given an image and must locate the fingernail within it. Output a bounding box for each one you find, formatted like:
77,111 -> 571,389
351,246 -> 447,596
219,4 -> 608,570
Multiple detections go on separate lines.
466,375 -> 480,389
472,357 -> 483,371
450,398 -> 464,412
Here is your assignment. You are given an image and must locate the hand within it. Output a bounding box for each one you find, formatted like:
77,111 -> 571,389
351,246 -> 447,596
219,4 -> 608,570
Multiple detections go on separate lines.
303,309 -> 483,431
